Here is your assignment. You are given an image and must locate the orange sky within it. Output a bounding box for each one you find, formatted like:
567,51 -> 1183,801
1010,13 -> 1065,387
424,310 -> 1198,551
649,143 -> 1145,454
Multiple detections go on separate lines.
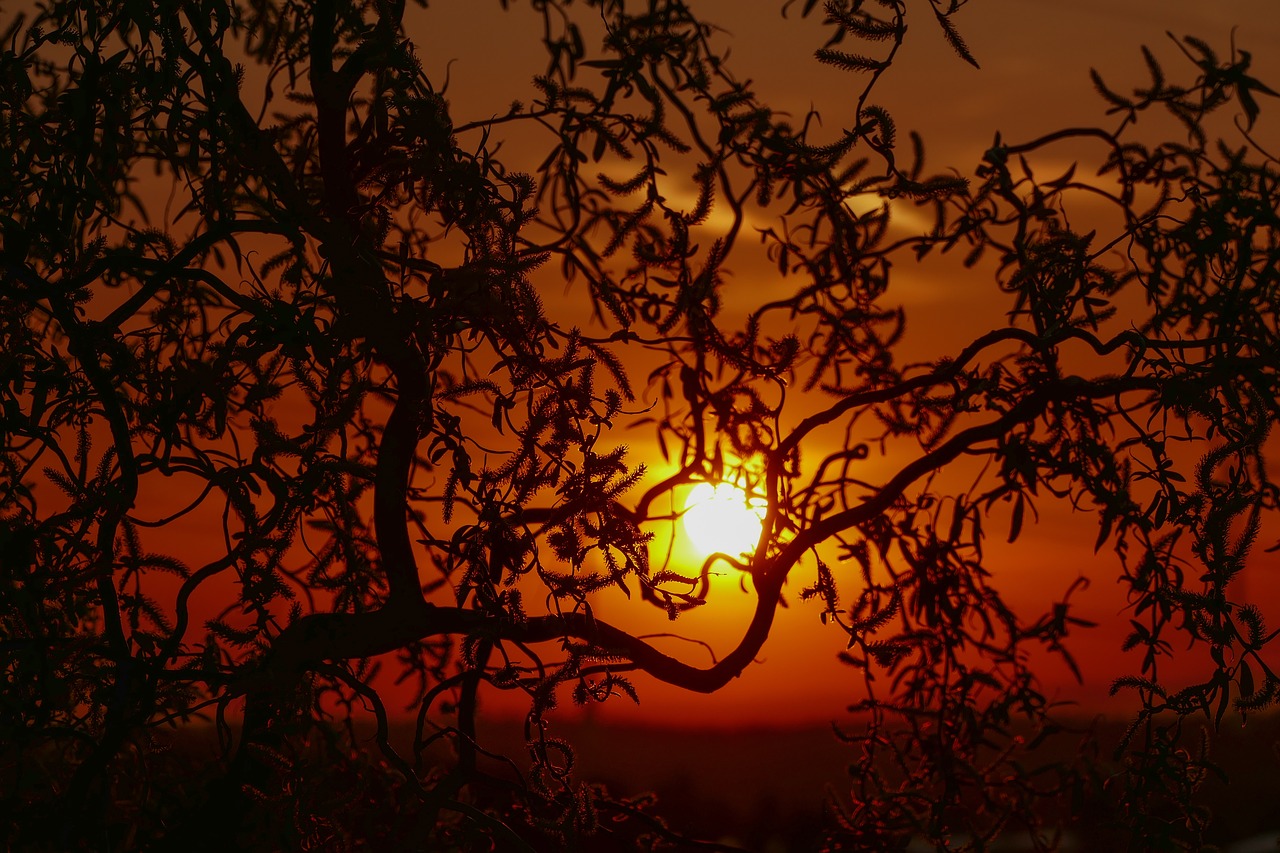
20,0 -> 1278,732
378,0 -> 1280,727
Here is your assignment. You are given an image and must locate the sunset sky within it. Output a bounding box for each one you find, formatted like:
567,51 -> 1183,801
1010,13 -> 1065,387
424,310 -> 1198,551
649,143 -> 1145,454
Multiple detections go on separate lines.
14,0 -> 1276,731
393,0 -> 1280,728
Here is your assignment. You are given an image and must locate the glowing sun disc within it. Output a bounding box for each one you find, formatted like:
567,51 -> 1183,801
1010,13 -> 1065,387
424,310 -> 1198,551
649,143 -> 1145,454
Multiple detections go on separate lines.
682,482 -> 766,556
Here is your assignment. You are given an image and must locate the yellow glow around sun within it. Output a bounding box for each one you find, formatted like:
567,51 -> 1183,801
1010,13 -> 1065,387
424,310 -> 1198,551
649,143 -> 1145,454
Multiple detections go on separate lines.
682,482 -> 767,557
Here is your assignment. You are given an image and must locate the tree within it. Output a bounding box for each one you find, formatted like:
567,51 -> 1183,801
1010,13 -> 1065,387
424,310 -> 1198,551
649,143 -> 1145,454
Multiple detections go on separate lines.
2,0 -> 1278,849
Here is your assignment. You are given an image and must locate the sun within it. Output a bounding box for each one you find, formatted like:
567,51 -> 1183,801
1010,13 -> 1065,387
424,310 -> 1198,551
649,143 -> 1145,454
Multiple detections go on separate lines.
682,482 -> 767,557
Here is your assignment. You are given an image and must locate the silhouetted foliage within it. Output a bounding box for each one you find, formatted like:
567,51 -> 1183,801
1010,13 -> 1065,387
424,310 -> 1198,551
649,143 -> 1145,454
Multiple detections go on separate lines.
2,0 -> 1278,850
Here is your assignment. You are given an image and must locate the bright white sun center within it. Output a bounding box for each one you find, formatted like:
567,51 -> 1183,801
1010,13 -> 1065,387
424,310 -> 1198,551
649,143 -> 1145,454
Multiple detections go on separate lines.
682,482 -> 766,556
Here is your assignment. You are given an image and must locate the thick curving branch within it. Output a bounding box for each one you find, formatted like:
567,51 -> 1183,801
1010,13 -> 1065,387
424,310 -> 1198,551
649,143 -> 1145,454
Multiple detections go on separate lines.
763,371 -> 1165,586
252,369 -> 1165,710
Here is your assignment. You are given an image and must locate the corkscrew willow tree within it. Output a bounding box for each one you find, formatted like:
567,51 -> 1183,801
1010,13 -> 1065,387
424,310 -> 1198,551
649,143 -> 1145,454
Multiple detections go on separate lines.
1,0 -> 1277,849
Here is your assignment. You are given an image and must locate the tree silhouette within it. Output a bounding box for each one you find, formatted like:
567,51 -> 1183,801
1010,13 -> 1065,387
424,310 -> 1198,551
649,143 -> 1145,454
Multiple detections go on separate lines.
2,1 -> 1278,850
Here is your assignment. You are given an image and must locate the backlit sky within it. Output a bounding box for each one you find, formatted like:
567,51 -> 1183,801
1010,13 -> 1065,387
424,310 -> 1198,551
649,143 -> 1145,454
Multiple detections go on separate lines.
403,0 -> 1280,727
13,0 -> 1276,731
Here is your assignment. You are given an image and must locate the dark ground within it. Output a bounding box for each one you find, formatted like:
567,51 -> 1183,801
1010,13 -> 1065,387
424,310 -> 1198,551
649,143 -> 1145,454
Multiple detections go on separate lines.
462,713 -> 1280,851
161,711 -> 1280,851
